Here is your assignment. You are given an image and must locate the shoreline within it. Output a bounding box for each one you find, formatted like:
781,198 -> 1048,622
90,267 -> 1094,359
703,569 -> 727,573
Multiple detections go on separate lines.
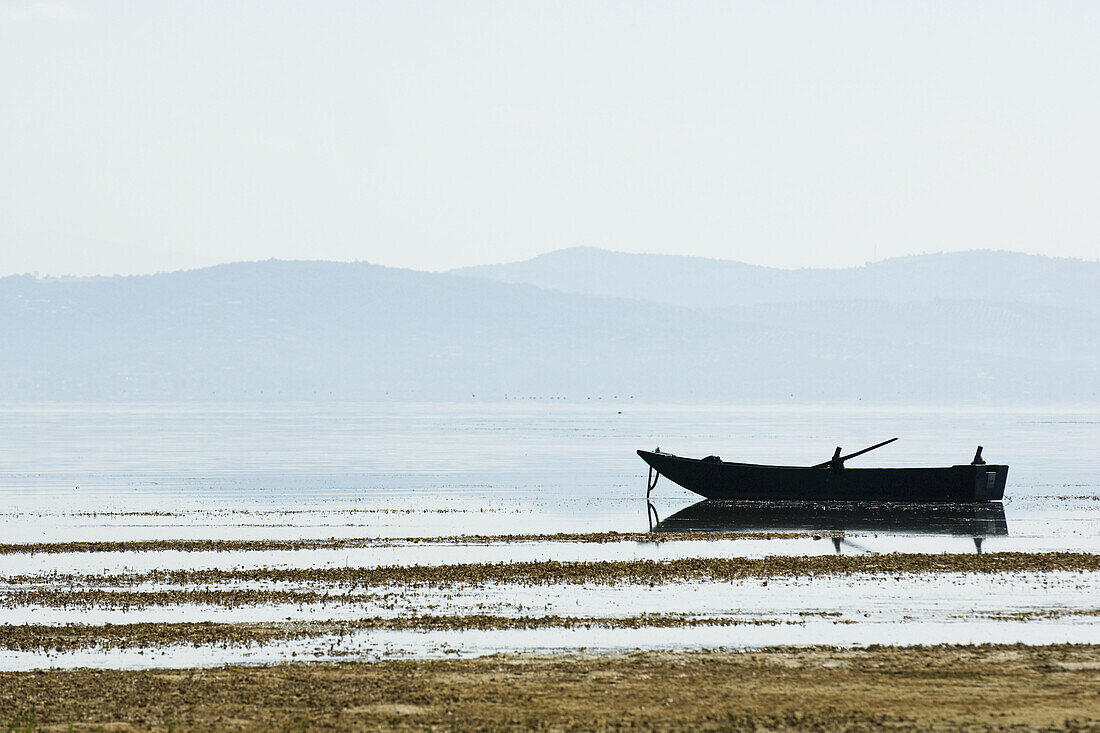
10,552 -> 1099,588
2,644 -> 1097,731
0,531 -> 811,555
3,608 -> 1099,652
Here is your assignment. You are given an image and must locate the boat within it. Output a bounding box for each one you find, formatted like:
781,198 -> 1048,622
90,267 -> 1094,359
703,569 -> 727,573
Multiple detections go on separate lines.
638,439 -> 1008,503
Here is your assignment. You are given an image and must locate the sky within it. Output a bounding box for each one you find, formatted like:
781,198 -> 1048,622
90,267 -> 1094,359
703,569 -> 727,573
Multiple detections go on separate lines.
1,1 -> 1099,277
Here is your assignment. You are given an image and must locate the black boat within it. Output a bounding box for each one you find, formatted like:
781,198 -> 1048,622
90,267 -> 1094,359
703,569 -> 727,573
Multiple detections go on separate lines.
638,439 -> 1008,503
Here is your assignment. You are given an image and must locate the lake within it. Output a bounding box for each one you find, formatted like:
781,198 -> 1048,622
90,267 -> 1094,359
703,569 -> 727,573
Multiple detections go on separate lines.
0,402 -> 1096,669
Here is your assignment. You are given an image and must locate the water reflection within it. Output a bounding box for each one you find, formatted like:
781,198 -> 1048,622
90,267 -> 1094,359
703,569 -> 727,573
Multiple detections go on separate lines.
649,500 -> 1008,553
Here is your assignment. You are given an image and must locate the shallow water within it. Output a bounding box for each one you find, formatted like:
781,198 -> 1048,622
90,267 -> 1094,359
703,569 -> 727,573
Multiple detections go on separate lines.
0,402 -> 1097,669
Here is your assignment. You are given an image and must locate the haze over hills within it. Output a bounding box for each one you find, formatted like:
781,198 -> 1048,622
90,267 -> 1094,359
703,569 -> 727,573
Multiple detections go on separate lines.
452,247 -> 1100,314
1,252 -> 1097,403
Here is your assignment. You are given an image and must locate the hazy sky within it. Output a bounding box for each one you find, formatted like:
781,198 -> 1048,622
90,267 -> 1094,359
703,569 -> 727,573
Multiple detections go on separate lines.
2,1 -> 1099,276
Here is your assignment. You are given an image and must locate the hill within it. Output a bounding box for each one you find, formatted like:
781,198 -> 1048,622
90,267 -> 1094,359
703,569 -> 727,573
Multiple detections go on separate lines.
452,247 -> 1100,314
1,256 -> 1096,403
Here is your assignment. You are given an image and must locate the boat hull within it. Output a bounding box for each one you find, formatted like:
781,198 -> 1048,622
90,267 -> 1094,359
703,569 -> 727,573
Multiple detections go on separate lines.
638,450 -> 1008,503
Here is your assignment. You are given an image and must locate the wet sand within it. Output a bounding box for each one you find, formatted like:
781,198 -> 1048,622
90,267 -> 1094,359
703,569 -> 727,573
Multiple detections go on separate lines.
0,531 -> 809,554
3,550 -> 1096,664
7,608 -> 1100,652
4,553 -> 1095,614
0,614 -> 800,652
1,644 -> 1096,731
11,551 -> 1099,589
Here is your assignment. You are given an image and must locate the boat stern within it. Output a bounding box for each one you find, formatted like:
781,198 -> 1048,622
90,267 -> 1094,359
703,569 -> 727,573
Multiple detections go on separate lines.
972,464 -> 1009,501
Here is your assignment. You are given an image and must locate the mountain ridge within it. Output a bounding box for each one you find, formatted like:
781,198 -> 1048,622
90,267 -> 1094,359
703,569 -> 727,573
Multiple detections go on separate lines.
451,247 -> 1100,313
1,255 -> 1096,403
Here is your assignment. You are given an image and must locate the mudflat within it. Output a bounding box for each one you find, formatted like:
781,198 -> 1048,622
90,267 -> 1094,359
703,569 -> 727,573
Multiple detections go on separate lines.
2,644 -> 1097,731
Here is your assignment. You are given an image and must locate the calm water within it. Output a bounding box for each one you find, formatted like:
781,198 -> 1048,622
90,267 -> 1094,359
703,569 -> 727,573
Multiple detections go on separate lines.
0,402 -> 1097,669
1,402 -> 1097,539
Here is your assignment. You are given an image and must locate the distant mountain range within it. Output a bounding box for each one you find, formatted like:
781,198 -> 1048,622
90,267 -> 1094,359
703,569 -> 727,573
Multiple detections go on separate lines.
453,247 -> 1100,314
1,249 -> 1097,403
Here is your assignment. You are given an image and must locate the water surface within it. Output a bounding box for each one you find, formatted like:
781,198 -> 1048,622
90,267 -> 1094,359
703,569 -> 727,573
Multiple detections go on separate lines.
0,402 -> 1096,669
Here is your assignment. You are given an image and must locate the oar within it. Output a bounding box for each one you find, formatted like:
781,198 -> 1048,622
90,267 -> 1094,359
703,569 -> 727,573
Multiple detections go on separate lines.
811,437 -> 898,468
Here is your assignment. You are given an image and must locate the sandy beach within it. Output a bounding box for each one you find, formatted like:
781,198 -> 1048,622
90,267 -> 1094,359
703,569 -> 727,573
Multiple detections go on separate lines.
2,644 -> 1097,731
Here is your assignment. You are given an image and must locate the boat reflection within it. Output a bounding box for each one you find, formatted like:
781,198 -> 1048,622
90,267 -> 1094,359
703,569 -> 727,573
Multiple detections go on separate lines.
648,499 -> 1008,553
